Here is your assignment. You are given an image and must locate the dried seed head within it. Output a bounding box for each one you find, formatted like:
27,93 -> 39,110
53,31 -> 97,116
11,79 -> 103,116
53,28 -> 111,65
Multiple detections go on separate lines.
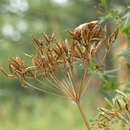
0,21 -> 119,102
9,57 -> 27,75
70,21 -> 119,67
33,37 -> 44,48
71,21 -> 99,41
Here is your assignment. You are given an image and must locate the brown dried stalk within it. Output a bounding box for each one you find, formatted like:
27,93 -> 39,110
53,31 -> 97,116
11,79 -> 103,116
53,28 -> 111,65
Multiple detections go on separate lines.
0,21 -> 118,130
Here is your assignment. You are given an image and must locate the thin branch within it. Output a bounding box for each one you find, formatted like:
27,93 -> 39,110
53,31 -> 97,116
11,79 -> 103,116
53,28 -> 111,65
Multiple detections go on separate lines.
0,67 -> 15,78
49,72 -> 74,99
79,65 -> 88,98
22,79 -> 66,99
76,101 -> 92,130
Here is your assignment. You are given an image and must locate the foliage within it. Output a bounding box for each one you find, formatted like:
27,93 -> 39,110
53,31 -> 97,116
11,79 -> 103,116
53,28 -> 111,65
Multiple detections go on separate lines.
96,0 -> 130,97
92,90 -> 130,129
0,0 -> 130,130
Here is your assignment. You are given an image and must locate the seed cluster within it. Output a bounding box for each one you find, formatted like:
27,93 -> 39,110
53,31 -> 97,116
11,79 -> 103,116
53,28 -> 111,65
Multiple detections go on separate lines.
0,21 -> 118,102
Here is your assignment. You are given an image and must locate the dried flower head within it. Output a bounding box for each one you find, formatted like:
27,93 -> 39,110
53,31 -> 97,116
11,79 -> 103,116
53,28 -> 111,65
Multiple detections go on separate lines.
0,20 -> 119,130
70,21 -> 119,66
0,21 -> 118,102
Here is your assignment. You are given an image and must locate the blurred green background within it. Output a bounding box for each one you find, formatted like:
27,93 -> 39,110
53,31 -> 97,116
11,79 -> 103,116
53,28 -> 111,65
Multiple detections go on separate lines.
0,0 -> 129,130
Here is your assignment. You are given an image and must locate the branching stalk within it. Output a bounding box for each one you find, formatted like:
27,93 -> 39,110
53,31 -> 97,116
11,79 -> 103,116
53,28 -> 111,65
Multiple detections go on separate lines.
0,21 -> 119,130
76,101 -> 91,130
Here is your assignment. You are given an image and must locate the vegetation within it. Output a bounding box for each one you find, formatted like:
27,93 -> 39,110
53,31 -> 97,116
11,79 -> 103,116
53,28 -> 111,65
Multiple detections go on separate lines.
0,0 -> 130,130
92,90 -> 130,129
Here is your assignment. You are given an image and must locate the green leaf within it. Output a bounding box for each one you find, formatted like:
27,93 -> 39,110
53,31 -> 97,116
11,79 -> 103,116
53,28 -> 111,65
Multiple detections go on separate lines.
104,67 -> 120,74
100,0 -> 108,8
116,89 -> 127,97
123,12 -> 130,27
117,48 -> 130,57
123,87 -> 130,93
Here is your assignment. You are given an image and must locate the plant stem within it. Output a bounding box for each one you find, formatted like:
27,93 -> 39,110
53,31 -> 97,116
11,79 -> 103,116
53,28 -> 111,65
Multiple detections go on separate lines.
76,102 -> 91,130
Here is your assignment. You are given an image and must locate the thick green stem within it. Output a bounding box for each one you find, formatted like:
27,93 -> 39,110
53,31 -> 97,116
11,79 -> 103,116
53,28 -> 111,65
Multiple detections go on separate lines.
76,102 -> 91,130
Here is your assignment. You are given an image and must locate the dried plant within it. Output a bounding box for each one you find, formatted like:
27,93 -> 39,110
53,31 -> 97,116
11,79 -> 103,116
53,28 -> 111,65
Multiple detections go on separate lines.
92,90 -> 130,130
0,21 -> 118,130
